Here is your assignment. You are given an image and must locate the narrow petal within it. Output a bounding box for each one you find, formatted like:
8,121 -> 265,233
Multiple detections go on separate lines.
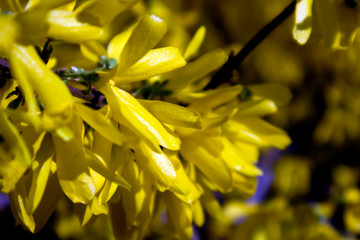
121,160 -> 155,226
230,117 -> 291,149
32,168 -> 63,233
27,134 -> 54,213
336,3 -> 360,48
163,191 -> 193,240
74,103 -> 128,146
201,188 -> 227,222
164,149 -> 202,203
0,111 -> 31,167
220,137 -> 262,177
110,201 -> 147,240
107,23 -> 136,60
47,10 -> 102,43
74,203 -> 95,226
0,150 -> 27,193
180,136 -> 233,193
25,0 -> 75,10
316,0 -> 341,48
189,85 -> 243,113
116,14 -> 167,72
10,44 -> 73,120
232,173 -> 258,199
75,0 -> 140,26
139,100 -> 202,129
85,149 -> 130,190
0,15 -> 18,57
113,47 -> 186,83
184,26 -> 206,60
8,46 -> 40,116
8,181 -> 35,232
293,0 -> 313,45
134,140 -> 177,192
97,83 -> 181,151
192,199 -> 205,227
52,115 -> 96,204
165,49 -> 228,91
80,40 -> 107,62
235,99 -> 277,117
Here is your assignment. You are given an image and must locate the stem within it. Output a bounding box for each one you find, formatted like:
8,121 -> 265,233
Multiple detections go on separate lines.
204,0 -> 296,90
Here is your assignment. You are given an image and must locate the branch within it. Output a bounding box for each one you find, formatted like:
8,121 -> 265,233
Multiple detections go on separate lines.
204,0 -> 296,90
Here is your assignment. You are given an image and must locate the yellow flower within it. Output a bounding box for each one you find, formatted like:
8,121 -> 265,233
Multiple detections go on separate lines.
0,2 -> 294,239
294,0 -> 360,48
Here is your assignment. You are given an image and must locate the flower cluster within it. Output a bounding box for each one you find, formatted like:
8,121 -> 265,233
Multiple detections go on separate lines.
0,0 -> 291,239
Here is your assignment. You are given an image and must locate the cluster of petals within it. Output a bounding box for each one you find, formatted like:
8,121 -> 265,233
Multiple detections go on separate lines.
0,0 -> 291,239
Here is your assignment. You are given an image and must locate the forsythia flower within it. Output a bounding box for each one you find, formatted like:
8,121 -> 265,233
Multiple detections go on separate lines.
293,0 -> 360,48
0,0 -> 291,239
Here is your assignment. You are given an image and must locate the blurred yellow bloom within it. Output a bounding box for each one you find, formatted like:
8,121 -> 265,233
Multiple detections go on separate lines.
294,0 -> 360,48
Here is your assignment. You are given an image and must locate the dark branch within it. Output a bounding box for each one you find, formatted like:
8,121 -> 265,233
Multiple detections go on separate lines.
204,0 -> 296,90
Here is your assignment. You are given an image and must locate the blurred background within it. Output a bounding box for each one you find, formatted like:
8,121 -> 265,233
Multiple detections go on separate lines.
2,0 -> 360,239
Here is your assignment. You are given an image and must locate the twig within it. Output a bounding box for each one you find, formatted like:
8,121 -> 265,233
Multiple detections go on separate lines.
204,0 -> 296,90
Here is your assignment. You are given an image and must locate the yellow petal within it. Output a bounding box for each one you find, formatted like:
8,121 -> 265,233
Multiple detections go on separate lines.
85,149 -> 130,190
189,85 -> 243,113
165,49 -> 228,91
232,173 -> 257,199
27,134 -> 54,213
9,180 -> 35,232
184,26 -> 206,60
0,150 -> 27,193
163,191 -> 193,240
316,0 -> 341,48
74,103 -> 128,146
90,196 -> 109,215
133,140 -> 177,192
113,47 -> 186,84
248,83 -> 292,106
336,3 -> 360,48
88,135 -> 107,195
293,0 -> 313,45
164,149 -> 202,203
107,23 -> 136,60
0,15 -> 18,57
235,99 -> 277,117
220,136 -> 262,177
25,0 -> 75,11
75,0 -> 140,26
0,0 -> 22,12
0,111 -> 32,167
201,188 -> 227,222
110,201 -> 147,240
0,79 -> 17,109
52,115 -> 96,204
116,14 -> 167,72
8,45 -> 40,116
47,10 -> 102,43
139,100 -> 202,129
192,199 -> 205,227
10,44 -> 73,120
98,180 -> 118,204
121,160 -> 155,226
80,40 -> 107,62
97,83 -> 181,151
180,136 -> 233,193
230,117 -> 291,149
32,168 -> 63,233
74,203 -> 95,226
